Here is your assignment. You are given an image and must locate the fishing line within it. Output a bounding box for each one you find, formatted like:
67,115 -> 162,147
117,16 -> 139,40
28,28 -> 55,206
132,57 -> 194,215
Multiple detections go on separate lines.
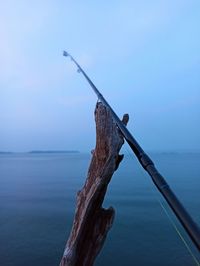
123,144 -> 200,266
158,200 -> 200,266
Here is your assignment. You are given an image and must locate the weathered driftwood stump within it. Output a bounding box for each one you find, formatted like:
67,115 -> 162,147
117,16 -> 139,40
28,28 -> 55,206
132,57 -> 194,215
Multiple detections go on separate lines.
60,102 -> 129,266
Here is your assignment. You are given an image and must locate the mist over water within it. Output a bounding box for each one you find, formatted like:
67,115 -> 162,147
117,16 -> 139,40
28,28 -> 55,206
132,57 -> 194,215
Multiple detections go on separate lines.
0,152 -> 199,266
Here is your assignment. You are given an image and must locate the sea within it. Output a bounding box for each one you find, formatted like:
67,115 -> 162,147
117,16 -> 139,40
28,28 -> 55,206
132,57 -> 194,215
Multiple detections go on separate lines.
0,151 -> 200,266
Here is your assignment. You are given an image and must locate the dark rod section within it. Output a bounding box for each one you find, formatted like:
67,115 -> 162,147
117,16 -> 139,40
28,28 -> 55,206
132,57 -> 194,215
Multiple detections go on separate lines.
63,51 -> 200,252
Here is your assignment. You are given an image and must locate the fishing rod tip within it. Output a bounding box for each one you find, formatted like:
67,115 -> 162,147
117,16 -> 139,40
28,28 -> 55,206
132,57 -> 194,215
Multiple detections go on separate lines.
63,50 -> 69,57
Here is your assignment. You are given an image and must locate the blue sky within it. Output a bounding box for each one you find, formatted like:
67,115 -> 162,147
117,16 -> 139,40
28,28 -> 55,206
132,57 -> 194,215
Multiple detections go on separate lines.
0,0 -> 199,152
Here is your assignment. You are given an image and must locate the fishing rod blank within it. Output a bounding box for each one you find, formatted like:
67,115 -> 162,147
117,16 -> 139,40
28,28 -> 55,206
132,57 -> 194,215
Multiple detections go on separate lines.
63,51 -> 200,252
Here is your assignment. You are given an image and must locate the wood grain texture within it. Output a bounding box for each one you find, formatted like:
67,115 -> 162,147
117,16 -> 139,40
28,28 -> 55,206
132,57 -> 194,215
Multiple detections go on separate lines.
60,102 -> 128,266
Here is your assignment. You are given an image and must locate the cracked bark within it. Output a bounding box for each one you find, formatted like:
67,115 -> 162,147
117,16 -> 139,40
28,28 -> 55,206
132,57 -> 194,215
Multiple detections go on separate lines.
60,102 -> 129,266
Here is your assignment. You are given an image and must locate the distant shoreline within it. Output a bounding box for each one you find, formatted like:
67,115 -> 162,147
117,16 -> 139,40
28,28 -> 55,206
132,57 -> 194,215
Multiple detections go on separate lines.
29,150 -> 80,154
0,151 -> 13,154
0,150 -> 80,154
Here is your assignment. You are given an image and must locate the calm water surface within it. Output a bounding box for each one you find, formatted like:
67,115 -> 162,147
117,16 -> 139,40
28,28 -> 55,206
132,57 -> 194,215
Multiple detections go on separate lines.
0,152 -> 200,266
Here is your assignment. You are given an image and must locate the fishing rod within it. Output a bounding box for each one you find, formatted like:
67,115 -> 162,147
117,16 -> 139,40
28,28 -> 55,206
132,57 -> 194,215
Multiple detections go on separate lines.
63,51 -> 200,252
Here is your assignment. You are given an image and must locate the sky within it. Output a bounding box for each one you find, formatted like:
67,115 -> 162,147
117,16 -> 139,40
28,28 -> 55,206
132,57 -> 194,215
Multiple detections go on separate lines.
0,0 -> 200,152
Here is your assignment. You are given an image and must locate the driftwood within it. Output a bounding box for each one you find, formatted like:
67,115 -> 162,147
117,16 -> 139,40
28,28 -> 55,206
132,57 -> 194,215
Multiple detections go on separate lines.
60,102 -> 129,266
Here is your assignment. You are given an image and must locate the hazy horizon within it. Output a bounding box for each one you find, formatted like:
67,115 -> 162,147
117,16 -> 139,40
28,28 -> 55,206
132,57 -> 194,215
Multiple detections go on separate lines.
1,148 -> 200,154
